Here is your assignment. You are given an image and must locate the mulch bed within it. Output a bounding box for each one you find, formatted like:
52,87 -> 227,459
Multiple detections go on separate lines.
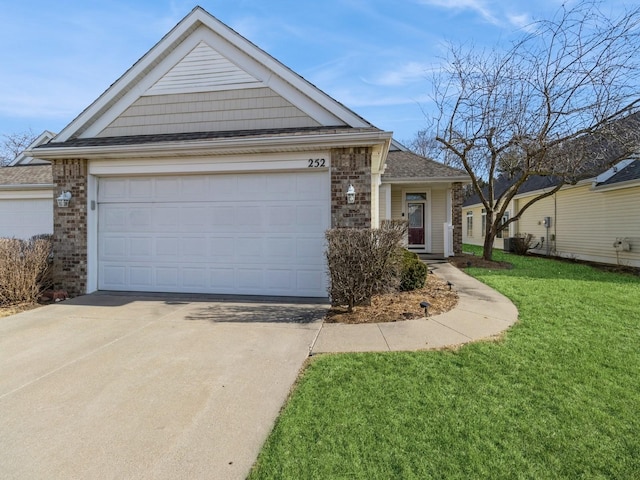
325,273 -> 459,324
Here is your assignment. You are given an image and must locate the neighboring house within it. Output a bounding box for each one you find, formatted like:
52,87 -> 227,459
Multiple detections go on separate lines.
463,156 -> 640,268
31,6 -> 469,298
0,131 -> 55,239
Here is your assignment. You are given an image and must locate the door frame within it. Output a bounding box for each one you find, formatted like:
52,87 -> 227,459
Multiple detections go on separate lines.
403,189 -> 431,253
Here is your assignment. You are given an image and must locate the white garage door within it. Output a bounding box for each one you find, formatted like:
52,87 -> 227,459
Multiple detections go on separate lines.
98,171 -> 329,297
0,198 -> 53,239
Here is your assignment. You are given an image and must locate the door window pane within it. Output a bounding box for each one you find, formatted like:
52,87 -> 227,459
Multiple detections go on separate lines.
406,193 -> 426,201
408,203 -> 424,228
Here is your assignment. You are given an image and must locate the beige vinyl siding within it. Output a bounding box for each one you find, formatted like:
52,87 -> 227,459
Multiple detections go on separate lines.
98,87 -> 321,137
378,184 -> 390,221
513,184 -> 640,267
515,194 -> 555,252
462,205 -> 485,247
145,41 -> 262,96
391,187 -> 403,220
431,188 -> 447,254
555,184 -> 639,267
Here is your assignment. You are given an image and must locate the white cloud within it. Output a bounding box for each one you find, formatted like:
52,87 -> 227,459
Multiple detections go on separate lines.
418,0 -> 500,25
417,0 -> 539,30
365,62 -> 436,87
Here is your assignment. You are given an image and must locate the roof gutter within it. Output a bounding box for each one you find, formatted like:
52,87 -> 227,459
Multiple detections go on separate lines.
0,184 -> 54,191
30,131 -> 393,160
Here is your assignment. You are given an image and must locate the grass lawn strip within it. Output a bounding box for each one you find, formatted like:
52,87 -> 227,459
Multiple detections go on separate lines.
249,246 -> 640,479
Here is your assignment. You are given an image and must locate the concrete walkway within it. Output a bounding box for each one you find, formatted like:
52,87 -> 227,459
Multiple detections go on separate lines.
311,262 -> 519,354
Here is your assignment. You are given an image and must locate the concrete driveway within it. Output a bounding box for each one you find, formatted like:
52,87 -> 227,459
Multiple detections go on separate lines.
0,293 -> 326,480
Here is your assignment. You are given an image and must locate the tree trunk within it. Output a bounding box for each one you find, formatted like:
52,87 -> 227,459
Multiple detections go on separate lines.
482,232 -> 495,261
482,211 -> 496,261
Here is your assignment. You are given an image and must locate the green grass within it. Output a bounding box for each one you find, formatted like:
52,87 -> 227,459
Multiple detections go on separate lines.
249,247 -> 640,479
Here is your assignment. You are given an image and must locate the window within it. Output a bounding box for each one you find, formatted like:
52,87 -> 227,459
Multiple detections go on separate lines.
496,211 -> 510,239
406,193 -> 427,201
466,211 -> 473,237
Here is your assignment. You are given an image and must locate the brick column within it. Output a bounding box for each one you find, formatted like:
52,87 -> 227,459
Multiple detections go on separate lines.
452,182 -> 463,254
52,159 -> 88,296
330,147 -> 372,228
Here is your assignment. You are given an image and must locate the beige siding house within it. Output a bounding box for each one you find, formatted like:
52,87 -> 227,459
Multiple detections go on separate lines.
27,7 -> 469,297
463,158 -> 640,268
0,131 -> 56,239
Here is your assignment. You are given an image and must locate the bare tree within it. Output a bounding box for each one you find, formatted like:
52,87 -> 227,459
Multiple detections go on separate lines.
432,1 -> 640,260
0,130 -> 37,166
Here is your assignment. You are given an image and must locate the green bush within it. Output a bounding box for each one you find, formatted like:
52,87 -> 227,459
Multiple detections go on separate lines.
400,249 -> 428,291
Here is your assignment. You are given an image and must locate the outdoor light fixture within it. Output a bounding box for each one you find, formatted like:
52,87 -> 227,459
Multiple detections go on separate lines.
420,301 -> 431,317
346,184 -> 356,204
56,191 -> 72,208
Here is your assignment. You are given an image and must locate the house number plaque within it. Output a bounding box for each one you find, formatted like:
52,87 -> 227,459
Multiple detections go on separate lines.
307,158 -> 326,168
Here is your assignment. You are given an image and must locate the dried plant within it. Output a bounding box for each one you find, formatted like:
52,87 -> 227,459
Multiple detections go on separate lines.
0,236 -> 53,306
325,220 -> 407,312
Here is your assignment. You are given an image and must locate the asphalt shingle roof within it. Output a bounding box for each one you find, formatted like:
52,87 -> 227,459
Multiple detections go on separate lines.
37,126 -> 375,149
0,165 -> 52,186
597,158 -> 640,186
382,150 -> 468,180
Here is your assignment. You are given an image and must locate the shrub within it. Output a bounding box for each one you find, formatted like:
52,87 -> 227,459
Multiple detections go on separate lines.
400,250 -> 428,291
0,236 -> 53,306
325,220 -> 407,312
512,233 -> 535,255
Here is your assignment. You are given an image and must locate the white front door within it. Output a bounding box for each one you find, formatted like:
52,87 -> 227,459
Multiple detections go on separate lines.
97,171 -> 330,297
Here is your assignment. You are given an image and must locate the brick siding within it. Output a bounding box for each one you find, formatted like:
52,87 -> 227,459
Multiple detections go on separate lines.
51,159 -> 88,296
330,147 -> 372,228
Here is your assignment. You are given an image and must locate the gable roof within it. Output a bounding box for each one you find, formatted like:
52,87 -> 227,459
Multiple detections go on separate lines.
8,130 -> 55,166
463,173 -> 563,207
382,149 -> 469,182
0,165 -> 53,188
52,6 -> 376,144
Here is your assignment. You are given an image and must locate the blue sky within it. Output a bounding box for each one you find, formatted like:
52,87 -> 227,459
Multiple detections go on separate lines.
0,0 -> 630,145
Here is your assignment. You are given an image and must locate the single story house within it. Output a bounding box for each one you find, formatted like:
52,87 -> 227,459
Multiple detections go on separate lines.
30,6 -> 468,298
0,131 -> 56,239
463,155 -> 640,268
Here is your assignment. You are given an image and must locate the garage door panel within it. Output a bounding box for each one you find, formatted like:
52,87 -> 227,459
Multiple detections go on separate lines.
130,266 -> 153,287
211,206 -> 236,226
155,207 -> 181,229
183,267 -> 208,288
182,237 -> 208,257
156,267 -> 179,287
157,237 -> 179,256
210,268 -> 235,289
209,237 -> 235,258
266,237 -> 295,259
98,171 -> 329,297
129,178 -> 153,198
130,237 -> 153,257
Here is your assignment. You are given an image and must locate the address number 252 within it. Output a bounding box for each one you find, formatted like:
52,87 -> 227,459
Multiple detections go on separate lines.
308,158 -> 326,168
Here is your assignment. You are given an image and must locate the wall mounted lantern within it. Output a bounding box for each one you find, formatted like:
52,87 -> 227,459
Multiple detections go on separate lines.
57,191 -> 72,208
346,184 -> 356,204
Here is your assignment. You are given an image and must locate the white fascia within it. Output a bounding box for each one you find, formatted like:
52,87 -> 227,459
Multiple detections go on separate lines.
31,131 -> 393,161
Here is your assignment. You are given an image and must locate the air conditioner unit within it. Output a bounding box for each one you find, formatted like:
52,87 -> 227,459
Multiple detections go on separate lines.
503,237 -> 515,252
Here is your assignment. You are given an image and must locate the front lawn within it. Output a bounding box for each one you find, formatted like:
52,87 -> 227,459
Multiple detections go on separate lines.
249,247 -> 640,479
